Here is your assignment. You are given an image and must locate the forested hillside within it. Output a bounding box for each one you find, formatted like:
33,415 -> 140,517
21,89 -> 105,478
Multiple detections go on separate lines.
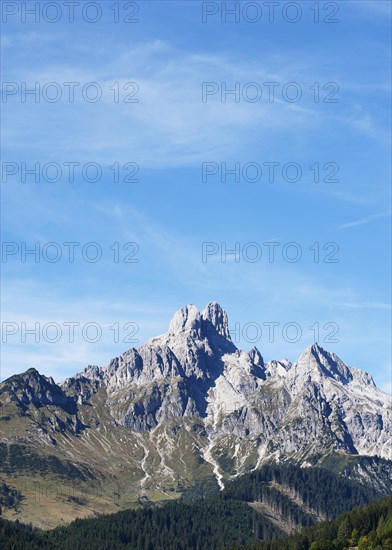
231,494 -> 392,550
0,498 -> 280,550
1,495 -> 391,550
221,462 -> 382,522
0,463 -> 389,550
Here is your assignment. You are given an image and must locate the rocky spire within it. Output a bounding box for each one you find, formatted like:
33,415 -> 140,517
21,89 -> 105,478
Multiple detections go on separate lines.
168,304 -> 202,337
201,301 -> 231,340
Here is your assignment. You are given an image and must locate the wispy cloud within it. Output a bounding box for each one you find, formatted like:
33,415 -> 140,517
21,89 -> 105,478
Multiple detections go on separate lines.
1,31 -> 58,48
0,41 -> 339,168
338,211 -> 391,230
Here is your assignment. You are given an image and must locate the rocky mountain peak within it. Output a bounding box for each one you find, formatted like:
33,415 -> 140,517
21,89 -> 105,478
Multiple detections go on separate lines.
1,367 -> 76,413
247,347 -> 267,380
168,304 -> 202,336
248,346 -> 264,367
292,343 -> 353,385
201,301 -> 231,340
2,367 -> 53,390
2,302 -> 391,476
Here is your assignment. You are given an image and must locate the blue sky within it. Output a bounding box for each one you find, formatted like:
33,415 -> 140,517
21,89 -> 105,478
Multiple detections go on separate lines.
1,1 -> 391,393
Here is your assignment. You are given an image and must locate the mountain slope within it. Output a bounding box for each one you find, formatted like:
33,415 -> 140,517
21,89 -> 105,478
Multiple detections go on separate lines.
1,302 -> 391,527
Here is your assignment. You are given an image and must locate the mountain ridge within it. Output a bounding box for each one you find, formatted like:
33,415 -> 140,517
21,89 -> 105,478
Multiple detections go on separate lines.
1,302 -> 391,527
2,301 -> 391,458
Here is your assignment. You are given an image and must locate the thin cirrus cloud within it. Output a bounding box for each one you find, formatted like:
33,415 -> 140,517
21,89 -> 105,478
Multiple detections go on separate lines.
338,211 -> 391,230
2,40 -> 367,168
335,302 -> 392,311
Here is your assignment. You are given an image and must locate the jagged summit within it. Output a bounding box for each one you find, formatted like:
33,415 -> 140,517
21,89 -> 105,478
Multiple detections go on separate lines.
1,366 -> 56,391
201,301 -> 231,340
0,366 -> 76,413
1,301 -> 391,532
168,304 -> 201,335
167,301 -> 232,342
1,302 -> 391,474
293,342 -> 353,385
248,346 -> 264,367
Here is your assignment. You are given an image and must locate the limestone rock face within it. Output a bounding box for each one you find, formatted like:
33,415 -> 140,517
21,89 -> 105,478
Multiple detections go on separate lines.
1,302 -> 391,491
